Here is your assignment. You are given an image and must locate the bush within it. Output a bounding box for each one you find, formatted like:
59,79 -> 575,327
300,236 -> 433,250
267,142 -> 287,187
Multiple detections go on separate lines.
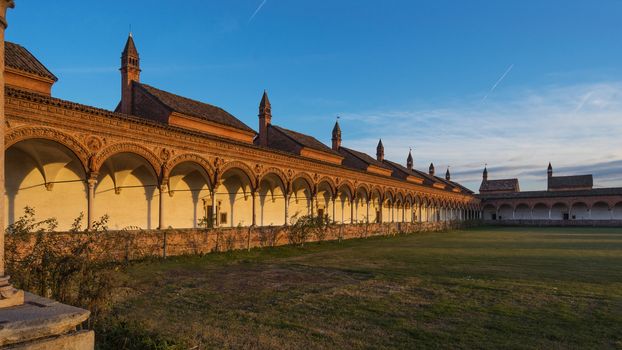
288,214 -> 331,246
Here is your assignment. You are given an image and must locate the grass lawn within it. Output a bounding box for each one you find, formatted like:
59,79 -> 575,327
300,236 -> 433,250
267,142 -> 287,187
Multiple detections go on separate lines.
98,226 -> 622,349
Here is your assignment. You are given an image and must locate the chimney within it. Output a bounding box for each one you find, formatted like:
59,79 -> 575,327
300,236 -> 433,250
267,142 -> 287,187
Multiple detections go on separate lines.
483,166 -> 488,181
429,163 -> 435,176
406,149 -> 413,170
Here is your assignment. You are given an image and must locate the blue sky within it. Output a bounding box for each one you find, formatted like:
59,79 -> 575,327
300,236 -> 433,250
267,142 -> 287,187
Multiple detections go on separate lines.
6,1 -> 622,191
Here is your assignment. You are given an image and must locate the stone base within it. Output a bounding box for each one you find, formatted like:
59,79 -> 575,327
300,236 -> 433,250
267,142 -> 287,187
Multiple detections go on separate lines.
0,292 -> 92,349
4,330 -> 93,350
0,289 -> 23,309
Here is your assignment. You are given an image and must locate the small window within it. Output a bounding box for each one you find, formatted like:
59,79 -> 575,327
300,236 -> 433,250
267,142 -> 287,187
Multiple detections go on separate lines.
220,213 -> 228,225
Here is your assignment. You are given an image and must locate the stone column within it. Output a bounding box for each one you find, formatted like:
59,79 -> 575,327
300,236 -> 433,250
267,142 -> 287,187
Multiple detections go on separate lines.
366,199 -> 370,223
158,183 -> 167,229
211,188 -> 218,228
331,197 -> 336,224
350,197 -> 354,224
284,192 -> 289,226
87,174 -> 98,231
0,1 -> 23,308
251,190 -> 257,226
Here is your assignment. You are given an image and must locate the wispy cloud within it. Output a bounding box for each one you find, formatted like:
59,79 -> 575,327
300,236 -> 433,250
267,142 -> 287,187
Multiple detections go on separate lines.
248,0 -> 267,24
335,81 -> 622,191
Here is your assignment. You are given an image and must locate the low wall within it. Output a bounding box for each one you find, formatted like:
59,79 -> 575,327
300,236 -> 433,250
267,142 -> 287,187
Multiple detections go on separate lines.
489,219 -> 622,227
6,221 -> 478,263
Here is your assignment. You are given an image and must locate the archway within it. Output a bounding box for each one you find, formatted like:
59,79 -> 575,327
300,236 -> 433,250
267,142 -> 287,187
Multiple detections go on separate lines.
532,203 -> 549,220
166,161 -> 212,228
514,203 -> 531,220
336,185 -> 353,224
258,173 -> 286,226
5,139 -> 88,231
216,167 -> 254,227
370,189 -> 382,223
613,202 -> 622,220
591,202 -> 611,220
550,202 -> 569,220
482,204 -> 496,221
570,202 -> 589,220
289,176 -> 313,222
498,204 -> 513,220
96,152 -> 158,230
316,180 -> 334,221
354,186 -> 369,223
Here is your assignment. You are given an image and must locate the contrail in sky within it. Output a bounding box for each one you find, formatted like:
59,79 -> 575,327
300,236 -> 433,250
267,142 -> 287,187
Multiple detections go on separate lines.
248,0 -> 267,24
482,64 -> 514,103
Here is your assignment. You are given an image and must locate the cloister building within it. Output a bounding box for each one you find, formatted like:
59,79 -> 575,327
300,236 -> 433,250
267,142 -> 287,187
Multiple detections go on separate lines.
479,164 -> 622,224
4,35 -> 480,232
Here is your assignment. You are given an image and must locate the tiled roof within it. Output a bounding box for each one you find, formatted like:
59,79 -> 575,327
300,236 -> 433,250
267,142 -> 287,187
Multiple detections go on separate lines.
135,82 -> 254,132
270,125 -> 340,156
340,147 -> 391,169
5,42 -> 57,81
383,159 -> 428,181
548,175 -> 593,190
479,178 -> 520,192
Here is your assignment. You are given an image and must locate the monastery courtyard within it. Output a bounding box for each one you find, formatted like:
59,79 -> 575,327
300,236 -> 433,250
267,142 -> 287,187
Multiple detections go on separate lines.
97,226 -> 622,349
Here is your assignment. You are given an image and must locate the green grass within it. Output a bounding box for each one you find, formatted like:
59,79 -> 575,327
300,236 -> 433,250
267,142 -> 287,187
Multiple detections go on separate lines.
98,227 -> 622,349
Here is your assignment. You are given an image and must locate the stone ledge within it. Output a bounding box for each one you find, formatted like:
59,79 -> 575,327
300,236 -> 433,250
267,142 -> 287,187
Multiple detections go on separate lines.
0,293 -> 90,347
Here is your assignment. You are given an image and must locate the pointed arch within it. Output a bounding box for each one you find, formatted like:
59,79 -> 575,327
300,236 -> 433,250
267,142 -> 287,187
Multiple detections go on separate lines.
218,161 -> 257,190
164,153 -> 214,182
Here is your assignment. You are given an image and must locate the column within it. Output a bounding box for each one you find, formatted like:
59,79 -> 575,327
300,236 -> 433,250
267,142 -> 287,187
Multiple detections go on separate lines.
158,183 -> 166,229
350,197 -> 355,224
332,197 -> 336,224
87,174 -> 97,231
366,200 -> 370,223
0,1 -> 22,308
310,193 -> 316,218
211,188 -> 218,228
251,190 -> 257,226
284,192 -> 289,226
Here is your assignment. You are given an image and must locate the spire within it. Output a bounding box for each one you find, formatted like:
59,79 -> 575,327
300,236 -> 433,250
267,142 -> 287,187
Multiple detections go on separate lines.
122,33 -> 139,58
258,90 -> 272,147
483,165 -> 488,181
429,163 -> 435,176
547,162 -> 553,178
376,139 -> 384,162
406,148 -> 413,170
331,119 -> 341,151
120,33 -> 140,115
445,167 -> 451,181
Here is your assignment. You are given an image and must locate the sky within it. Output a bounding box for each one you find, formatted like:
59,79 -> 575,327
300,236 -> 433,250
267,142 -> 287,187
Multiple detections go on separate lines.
6,1 -> 622,191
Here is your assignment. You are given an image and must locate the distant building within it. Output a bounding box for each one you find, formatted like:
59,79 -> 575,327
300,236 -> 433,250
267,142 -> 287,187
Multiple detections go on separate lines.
478,164 -> 622,223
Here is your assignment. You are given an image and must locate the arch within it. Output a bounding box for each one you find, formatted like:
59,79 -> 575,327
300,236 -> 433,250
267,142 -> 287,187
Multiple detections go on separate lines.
316,176 -> 336,196
6,138 -> 88,230
482,204 -> 496,221
96,152 -> 159,230
290,172 -> 315,193
163,153 -> 214,181
93,142 -> 161,177
6,127 -> 90,172
258,172 -> 287,226
550,202 -> 569,220
166,161 -> 212,228
218,161 -> 257,190
613,202 -> 622,220
258,168 -> 288,194
354,182 -> 371,199
289,175 -> 313,220
337,179 -> 355,198
514,203 -> 531,220
498,203 -> 513,220
532,203 -> 549,220
591,201 -> 611,220
570,202 -> 589,220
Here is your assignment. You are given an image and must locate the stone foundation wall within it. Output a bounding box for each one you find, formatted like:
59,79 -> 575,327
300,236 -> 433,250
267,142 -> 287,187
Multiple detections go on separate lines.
7,221 -> 478,263
490,219 -> 622,227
